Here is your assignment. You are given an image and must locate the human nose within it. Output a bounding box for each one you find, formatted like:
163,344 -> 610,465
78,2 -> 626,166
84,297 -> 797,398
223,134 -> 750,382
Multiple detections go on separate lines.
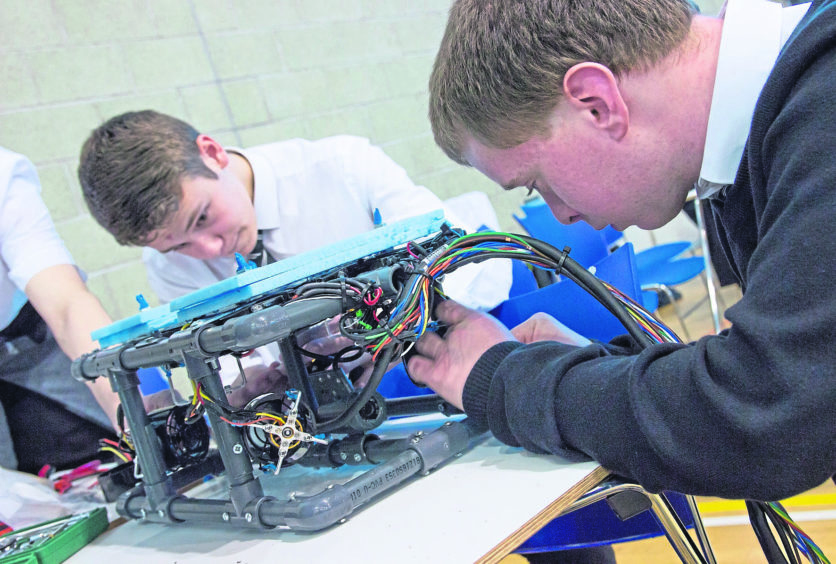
193,232 -> 224,258
541,193 -> 576,224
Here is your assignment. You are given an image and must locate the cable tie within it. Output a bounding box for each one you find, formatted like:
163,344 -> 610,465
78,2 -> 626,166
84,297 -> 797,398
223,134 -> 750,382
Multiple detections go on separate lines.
338,271 -> 348,310
556,245 -> 572,274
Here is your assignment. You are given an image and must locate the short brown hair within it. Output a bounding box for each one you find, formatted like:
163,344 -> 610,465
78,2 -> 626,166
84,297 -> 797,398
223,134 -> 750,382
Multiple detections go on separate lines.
429,0 -> 694,164
78,110 -> 217,246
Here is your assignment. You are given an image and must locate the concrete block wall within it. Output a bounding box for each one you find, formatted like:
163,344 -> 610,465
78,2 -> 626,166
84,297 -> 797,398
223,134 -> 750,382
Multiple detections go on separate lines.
0,0 -> 521,321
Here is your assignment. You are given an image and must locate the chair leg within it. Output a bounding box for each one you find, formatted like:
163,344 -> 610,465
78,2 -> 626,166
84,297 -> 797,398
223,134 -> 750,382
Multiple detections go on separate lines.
692,193 -> 723,333
658,284 -> 691,341
700,272 -> 728,333
646,492 -> 709,564
563,484 -> 715,564
685,494 -> 718,564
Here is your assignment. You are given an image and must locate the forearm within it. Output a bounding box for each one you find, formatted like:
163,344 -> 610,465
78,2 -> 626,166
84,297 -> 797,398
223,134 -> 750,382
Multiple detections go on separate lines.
48,286 -> 110,360
466,336 -> 835,500
26,265 -> 118,429
57,291 -> 119,429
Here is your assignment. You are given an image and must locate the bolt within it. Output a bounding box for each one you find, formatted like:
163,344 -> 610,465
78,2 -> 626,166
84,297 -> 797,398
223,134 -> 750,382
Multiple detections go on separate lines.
158,510 -> 166,518
251,303 -> 263,312
222,512 -> 230,521
353,453 -> 362,462
340,452 -> 347,460
245,513 -> 253,523
339,518 -> 347,524
139,509 -> 146,519
411,437 -> 421,444
233,443 -> 243,454
327,484 -> 334,489
443,421 -> 453,427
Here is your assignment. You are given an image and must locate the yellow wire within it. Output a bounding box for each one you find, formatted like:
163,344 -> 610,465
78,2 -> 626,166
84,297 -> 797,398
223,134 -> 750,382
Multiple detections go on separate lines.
99,445 -> 130,463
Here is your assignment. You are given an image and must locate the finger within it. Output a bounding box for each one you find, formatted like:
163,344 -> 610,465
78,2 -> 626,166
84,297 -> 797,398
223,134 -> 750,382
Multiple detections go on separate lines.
433,299 -> 475,325
510,318 -> 538,343
405,355 -> 434,385
414,331 -> 445,359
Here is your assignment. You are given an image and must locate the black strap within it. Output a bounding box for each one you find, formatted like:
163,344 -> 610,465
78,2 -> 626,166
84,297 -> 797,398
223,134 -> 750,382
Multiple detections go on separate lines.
0,301 -> 47,344
247,230 -> 277,267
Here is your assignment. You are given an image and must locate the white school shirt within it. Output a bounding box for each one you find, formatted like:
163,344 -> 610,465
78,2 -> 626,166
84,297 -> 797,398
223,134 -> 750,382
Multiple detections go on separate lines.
0,147 -> 75,330
697,0 -> 811,199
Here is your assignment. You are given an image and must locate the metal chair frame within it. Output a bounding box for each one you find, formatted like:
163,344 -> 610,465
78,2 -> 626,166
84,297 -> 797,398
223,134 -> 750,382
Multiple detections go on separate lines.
561,480 -> 718,564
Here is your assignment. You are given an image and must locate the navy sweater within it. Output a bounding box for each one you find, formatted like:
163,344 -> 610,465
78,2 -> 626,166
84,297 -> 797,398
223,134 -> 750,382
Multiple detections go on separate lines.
463,0 -> 836,500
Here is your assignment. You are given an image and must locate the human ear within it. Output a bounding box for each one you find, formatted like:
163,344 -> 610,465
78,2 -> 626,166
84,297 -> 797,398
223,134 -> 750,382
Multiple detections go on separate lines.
563,63 -> 629,141
195,134 -> 230,170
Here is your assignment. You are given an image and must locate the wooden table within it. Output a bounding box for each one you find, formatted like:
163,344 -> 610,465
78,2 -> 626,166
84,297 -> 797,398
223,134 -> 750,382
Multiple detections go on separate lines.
68,415 -> 609,563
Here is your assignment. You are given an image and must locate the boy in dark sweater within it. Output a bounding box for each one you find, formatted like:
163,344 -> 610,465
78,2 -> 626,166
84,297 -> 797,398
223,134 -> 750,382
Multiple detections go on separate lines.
413,0 -> 836,501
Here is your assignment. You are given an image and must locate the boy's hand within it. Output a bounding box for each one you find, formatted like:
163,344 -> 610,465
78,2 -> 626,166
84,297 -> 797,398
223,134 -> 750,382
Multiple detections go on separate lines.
406,300 -> 516,409
511,312 -> 591,346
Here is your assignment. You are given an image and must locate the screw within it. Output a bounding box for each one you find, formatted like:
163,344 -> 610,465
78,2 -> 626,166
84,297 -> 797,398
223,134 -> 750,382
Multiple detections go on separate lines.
233,443 -> 243,454
327,484 -> 334,489
139,509 -> 146,519
340,452 -> 347,460
251,303 -> 263,312
158,510 -> 166,518
245,513 -> 253,523
222,512 -> 230,521
353,453 -> 362,462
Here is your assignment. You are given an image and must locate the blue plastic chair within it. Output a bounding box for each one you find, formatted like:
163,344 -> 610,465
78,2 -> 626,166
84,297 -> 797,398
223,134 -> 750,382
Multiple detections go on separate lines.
515,198 -> 696,274
514,198 -> 707,339
489,243 -> 641,342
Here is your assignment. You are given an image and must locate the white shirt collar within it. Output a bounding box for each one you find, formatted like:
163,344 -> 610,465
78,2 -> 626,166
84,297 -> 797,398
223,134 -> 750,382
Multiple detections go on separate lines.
697,0 -> 810,199
229,147 -> 282,230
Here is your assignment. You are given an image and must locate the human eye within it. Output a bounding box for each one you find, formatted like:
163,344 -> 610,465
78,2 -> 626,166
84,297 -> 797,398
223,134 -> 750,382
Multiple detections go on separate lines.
164,242 -> 189,254
525,181 -> 542,197
194,210 -> 208,228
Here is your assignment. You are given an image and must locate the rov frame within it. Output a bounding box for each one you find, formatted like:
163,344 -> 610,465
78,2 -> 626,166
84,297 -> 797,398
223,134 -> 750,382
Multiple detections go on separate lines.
73,216 -> 479,531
